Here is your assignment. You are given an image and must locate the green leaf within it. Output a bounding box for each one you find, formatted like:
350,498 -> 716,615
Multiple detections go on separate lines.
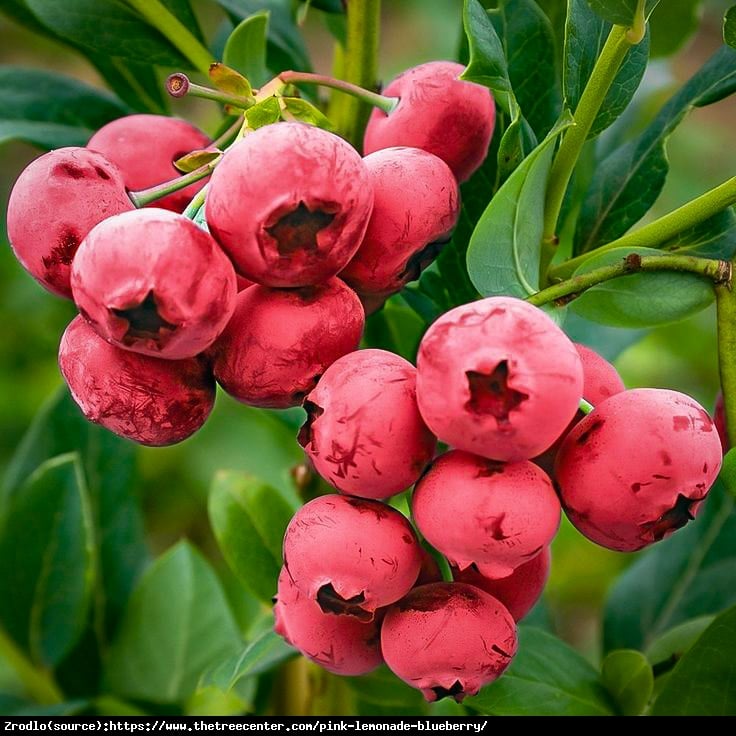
3,388 -> 147,636
569,247 -> 714,327
601,649 -> 653,716
104,542 -> 241,705
24,0 -> 190,68
646,615 -> 715,669
652,605 -> 736,715
726,6 -> 736,49
462,0 -> 512,92
201,627 -> 293,693
0,66 -> 128,149
0,455 -> 95,667
660,207 -> 736,261
465,627 -> 615,715
575,45 -> 736,253
245,96 -> 282,129
209,471 -> 296,603
216,0 -> 311,73
585,0 -> 660,26
209,63 -> 254,99
563,311 -> 646,360
565,0 -> 650,138
281,98 -> 333,129
224,11 -> 270,87
467,113 -> 574,298
363,298 -> 426,362
346,666 -> 428,714
650,0 -> 703,58
604,452 -> 736,652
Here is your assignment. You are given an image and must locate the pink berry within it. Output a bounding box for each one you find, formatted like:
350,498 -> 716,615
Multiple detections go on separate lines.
273,567 -> 382,676
6,147 -> 133,298
71,209 -> 237,360
341,148 -> 460,297
210,279 -> 364,409
236,274 -> 254,292
381,582 -> 517,702
714,392 -> 729,451
412,450 -> 560,578
416,296 -> 583,461
87,114 -> 210,213
298,349 -> 437,499
453,548 -> 551,622
282,494 -> 422,621
59,316 -> 214,446
556,388 -> 723,552
363,62 -> 495,182
206,123 -> 374,287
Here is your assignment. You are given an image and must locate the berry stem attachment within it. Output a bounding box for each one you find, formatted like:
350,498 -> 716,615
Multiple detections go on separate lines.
278,71 -> 398,116
550,176 -> 736,281
528,254 -> 731,308
423,543 -> 454,583
716,273 -> 736,449
166,73 -> 255,109
579,399 -> 595,415
123,0 -> 213,75
541,25 -> 637,272
128,158 -> 220,208
0,627 -> 63,705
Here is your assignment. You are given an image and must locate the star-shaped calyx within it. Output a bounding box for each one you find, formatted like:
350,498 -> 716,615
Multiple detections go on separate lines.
266,202 -> 336,255
465,361 -> 529,427
112,290 -> 177,346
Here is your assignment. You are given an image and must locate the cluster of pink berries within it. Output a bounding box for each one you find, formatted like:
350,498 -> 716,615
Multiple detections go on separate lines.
6,61 -> 488,447
274,296 -> 723,701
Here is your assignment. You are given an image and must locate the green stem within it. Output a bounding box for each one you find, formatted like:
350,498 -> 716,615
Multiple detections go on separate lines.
182,184 -> 208,220
166,74 -> 254,109
579,399 -> 595,415
278,71 -> 396,115
129,159 -> 219,208
550,176 -> 736,281
338,0 -> 383,149
528,253 -> 730,308
716,275 -> 736,449
124,0 -> 213,75
543,25 -> 634,251
0,627 -> 63,705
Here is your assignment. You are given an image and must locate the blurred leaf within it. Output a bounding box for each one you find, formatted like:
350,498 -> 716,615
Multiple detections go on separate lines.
104,542 -> 241,705
11,700 -> 89,716
0,66 -> 128,149
646,615 -> 715,668
224,12 -> 270,87
601,649 -> 653,715
363,299 -> 426,362
570,247 -> 714,327
726,6 -> 736,49
24,0 -> 190,68
201,627 -> 293,693
565,0 -> 650,138
660,207 -> 736,261
216,0 -> 311,73
467,113 -> 573,298
465,627 -> 615,715
563,311 -> 646,360
159,0 -> 205,42
650,0 -> 702,57
245,96 -> 282,128
209,63 -> 254,99
281,98 -> 332,129
88,57 -> 169,114
209,471 -> 295,603
346,666 -> 427,714
585,0 -> 660,26
3,388 -> 147,636
651,605 -> 736,715
575,45 -> 736,254
604,452 -> 736,652
0,454 -> 94,667
303,0 -> 343,12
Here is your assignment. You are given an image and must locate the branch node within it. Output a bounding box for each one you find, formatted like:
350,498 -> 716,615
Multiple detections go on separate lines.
624,253 -> 642,272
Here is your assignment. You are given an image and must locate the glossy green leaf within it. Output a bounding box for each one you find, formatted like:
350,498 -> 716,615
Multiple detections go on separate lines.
465,627 -> 615,715
0,66 -> 128,149
604,452 -> 736,652
224,12 -> 270,87
104,542 -> 241,704
585,0 -> 660,26
201,627 -> 293,693
570,247 -> 714,327
660,207 -> 736,261
601,649 -> 653,715
646,616 -> 715,669
209,471 -> 296,603
650,0 -> 702,58
24,0 -> 190,68
575,44 -> 736,253
467,113 -> 573,298
3,388 -> 147,635
363,298 -> 426,362
0,454 -> 94,667
726,6 -> 736,49
652,605 -> 736,715
245,96 -> 282,129
565,0 -> 650,138
281,98 -> 332,129
462,0 -> 512,92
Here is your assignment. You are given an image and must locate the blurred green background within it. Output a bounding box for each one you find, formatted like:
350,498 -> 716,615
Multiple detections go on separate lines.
0,0 -> 735,664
